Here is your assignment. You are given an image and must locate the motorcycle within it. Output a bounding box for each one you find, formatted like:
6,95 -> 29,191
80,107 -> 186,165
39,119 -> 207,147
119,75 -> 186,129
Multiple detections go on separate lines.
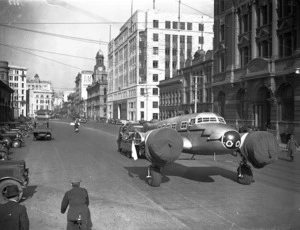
74,123 -> 79,133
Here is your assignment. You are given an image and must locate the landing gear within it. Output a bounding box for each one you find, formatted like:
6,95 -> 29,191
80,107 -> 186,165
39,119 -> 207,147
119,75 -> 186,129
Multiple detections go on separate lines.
146,165 -> 162,187
237,152 -> 253,185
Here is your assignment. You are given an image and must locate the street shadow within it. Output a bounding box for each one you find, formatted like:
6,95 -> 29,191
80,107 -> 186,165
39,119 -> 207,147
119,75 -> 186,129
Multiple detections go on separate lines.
125,162 -> 237,185
20,185 -> 37,203
278,157 -> 292,162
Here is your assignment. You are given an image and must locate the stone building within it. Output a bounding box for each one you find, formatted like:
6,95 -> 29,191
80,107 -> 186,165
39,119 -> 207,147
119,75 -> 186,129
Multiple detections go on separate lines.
27,74 -> 54,117
159,49 -> 214,119
8,64 -> 28,118
107,9 -> 214,122
213,0 -> 300,143
86,49 -> 108,120
0,61 -> 13,121
75,71 -> 93,117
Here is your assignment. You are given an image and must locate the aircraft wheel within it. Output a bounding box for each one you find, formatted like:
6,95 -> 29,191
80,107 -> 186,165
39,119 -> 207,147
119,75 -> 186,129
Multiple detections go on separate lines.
0,179 -> 23,203
147,167 -> 162,187
237,165 -> 253,185
12,140 -> 21,148
2,137 -> 11,145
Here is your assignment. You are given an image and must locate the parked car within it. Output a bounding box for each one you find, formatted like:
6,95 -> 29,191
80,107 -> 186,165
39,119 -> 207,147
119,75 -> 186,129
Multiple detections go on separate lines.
0,160 -> 29,202
0,129 -> 23,148
80,117 -> 87,123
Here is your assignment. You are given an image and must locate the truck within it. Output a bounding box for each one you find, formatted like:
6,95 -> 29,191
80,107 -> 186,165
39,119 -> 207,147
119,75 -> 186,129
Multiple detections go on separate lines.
33,121 -> 52,140
0,160 -> 29,203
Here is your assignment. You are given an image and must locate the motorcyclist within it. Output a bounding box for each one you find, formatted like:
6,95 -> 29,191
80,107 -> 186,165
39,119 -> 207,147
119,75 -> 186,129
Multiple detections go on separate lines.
74,118 -> 80,131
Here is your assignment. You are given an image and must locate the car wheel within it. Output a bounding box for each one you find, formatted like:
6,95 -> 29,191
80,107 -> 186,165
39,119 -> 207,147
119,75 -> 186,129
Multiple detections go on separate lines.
2,137 -> 11,145
12,140 -> 21,148
0,180 -> 23,203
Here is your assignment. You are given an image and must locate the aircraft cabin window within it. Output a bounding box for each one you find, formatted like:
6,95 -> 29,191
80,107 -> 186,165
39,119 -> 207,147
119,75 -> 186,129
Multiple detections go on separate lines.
203,118 -> 209,122
167,124 -> 171,128
210,117 -> 217,122
197,118 -> 203,123
172,123 -> 176,129
162,124 -> 166,127
158,125 -> 161,128
180,121 -> 187,129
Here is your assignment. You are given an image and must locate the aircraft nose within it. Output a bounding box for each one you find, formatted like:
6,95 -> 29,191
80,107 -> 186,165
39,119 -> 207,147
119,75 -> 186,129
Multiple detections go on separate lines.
222,131 -> 241,149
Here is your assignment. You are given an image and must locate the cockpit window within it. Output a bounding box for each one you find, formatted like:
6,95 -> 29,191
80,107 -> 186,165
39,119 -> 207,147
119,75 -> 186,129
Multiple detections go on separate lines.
180,121 -> 188,129
189,118 -> 196,125
171,123 -> 176,129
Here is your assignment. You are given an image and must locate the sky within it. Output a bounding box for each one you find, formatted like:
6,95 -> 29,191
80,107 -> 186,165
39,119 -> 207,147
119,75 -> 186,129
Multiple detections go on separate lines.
0,0 -> 214,90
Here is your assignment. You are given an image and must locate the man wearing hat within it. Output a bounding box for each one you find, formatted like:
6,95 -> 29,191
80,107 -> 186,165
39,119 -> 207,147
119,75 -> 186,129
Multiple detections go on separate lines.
61,178 -> 92,230
0,184 -> 30,230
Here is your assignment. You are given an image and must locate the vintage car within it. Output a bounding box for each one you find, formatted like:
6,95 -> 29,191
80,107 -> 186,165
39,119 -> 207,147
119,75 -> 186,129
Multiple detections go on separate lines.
33,121 -> 52,140
0,160 -> 29,203
0,129 -> 23,148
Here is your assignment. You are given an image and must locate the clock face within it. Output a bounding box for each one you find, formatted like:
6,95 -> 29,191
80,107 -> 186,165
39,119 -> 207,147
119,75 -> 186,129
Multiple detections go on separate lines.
98,67 -> 103,71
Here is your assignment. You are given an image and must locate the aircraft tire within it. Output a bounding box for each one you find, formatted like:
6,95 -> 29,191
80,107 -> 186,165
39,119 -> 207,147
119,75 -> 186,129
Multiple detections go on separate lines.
237,165 -> 253,185
12,140 -> 21,148
147,167 -> 162,187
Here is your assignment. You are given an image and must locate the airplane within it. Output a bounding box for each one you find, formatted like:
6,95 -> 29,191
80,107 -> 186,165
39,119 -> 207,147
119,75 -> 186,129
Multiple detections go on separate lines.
125,112 -> 279,187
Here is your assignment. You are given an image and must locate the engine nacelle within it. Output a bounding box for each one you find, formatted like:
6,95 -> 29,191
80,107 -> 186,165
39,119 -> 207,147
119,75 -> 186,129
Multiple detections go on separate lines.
143,128 -> 183,167
239,131 -> 279,168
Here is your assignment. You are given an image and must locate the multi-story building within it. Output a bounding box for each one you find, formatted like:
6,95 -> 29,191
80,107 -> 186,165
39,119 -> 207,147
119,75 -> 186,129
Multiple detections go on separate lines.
0,61 -> 14,121
75,71 -> 93,117
107,9 -> 214,122
213,0 -> 300,143
27,74 -> 54,117
8,64 -> 28,118
86,49 -> 108,120
159,49 -> 214,119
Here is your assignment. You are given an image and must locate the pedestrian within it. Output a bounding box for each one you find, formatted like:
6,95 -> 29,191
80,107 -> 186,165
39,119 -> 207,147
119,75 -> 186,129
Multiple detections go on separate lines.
61,178 -> 92,230
287,134 -> 299,162
0,185 -> 30,230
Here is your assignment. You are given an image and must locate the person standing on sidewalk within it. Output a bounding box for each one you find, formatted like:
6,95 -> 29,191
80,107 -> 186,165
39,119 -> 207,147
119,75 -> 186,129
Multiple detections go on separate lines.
287,134 -> 299,162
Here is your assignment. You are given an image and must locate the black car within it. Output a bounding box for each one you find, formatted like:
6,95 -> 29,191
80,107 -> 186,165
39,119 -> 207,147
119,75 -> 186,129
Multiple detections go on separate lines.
0,129 -> 23,148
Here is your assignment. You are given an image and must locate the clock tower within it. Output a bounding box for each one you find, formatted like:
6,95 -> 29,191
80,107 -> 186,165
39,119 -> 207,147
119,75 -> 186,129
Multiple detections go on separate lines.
93,49 -> 106,82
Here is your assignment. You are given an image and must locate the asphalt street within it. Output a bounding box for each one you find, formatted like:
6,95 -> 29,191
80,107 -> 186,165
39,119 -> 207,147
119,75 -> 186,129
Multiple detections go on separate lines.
10,120 -> 300,230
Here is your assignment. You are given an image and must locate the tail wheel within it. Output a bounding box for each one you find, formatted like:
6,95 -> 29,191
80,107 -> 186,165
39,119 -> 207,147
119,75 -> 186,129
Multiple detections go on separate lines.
0,180 -> 23,203
12,140 -> 21,148
237,165 -> 253,185
147,167 -> 162,187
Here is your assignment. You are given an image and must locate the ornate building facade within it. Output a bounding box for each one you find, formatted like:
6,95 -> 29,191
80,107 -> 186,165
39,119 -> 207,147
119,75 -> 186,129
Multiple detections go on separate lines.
86,49 -> 108,120
75,71 -> 93,117
0,61 -> 13,122
159,49 -> 214,119
213,0 -> 300,143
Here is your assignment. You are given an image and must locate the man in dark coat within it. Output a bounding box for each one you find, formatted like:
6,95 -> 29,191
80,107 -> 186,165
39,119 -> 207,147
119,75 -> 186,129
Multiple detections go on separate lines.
61,178 -> 92,230
0,185 -> 30,230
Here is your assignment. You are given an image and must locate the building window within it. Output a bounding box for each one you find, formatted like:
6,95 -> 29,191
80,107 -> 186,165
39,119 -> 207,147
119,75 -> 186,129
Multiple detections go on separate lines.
153,47 -> 159,55
153,60 -> 158,68
140,88 -> 145,96
153,33 -> 159,41
172,48 -> 177,56
198,23 -> 204,31
198,36 -> 204,44
165,61 -> 170,69
172,61 -> 177,69
220,0 -> 225,12
153,74 -> 158,82
140,111 -> 144,120
140,101 -> 144,108
153,20 -> 159,28
165,48 -> 170,55
172,21 -> 178,29
187,22 -> 192,30
153,88 -> 158,95
220,24 -> 225,41
153,101 -> 158,108
153,113 -> 158,119
165,21 -> 171,29
180,22 -> 185,30
14,76 -> 18,81
220,53 -> 225,72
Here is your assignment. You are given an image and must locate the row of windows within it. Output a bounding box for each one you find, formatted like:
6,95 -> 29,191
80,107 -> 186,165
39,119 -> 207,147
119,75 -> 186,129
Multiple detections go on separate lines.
140,88 -> 158,96
153,20 -> 204,31
140,112 -> 158,120
139,101 -> 158,109
153,33 -> 204,44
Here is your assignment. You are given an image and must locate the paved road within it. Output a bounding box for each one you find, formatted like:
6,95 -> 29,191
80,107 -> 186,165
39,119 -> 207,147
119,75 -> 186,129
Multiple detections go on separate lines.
10,120 -> 300,230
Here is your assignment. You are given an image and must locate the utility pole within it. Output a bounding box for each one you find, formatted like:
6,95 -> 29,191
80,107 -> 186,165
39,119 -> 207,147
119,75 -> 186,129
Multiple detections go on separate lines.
194,76 -> 198,113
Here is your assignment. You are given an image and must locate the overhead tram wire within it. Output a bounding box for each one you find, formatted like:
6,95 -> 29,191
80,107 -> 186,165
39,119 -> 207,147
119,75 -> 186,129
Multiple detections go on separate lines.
5,45 -> 84,71
0,23 -> 108,45
175,0 -> 213,18
0,42 -> 94,61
